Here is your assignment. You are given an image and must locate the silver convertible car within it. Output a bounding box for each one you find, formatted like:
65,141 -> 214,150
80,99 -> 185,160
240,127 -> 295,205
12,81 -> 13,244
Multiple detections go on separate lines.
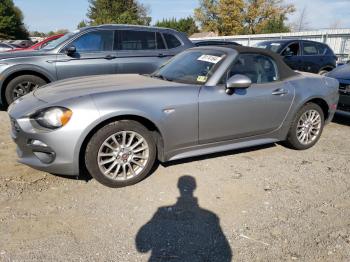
8,46 -> 339,188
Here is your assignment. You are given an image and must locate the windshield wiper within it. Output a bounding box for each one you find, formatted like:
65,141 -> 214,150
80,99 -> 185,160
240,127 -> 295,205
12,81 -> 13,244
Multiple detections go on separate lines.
151,74 -> 172,82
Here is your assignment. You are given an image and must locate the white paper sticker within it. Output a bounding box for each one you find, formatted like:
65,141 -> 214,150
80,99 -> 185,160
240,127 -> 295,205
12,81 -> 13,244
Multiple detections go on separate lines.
197,55 -> 223,64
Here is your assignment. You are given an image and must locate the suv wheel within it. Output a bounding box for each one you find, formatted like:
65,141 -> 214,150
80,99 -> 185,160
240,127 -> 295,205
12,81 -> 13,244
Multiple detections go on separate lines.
318,69 -> 330,75
5,75 -> 47,105
85,120 -> 157,188
285,103 -> 325,150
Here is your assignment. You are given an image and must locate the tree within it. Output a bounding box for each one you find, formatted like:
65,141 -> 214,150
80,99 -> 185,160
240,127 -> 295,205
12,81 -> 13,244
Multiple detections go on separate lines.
155,17 -> 199,36
0,0 -> 29,39
218,0 -> 245,35
87,0 -> 151,26
242,0 -> 295,34
194,0 -> 220,33
291,6 -> 309,32
194,0 -> 295,35
77,20 -> 88,29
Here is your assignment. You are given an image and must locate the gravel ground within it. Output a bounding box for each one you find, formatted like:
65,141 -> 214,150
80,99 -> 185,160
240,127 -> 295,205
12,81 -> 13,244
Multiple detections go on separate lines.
0,111 -> 349,262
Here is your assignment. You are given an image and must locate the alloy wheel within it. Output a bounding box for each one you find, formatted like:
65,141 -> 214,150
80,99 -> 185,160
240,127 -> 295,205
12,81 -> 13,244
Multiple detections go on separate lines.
13,81 -> 39,100
97,131 -> 149,181
296,109 -> 322,145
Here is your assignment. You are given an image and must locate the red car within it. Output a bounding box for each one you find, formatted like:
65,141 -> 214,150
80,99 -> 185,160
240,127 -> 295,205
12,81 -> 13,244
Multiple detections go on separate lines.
10,34 -> 64,52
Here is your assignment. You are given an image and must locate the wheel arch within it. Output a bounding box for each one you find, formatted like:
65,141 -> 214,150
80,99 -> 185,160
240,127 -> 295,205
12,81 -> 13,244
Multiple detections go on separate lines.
319,65 -> 335,74
303,97 -> 330,121
1,69 -> 52,106
78,114 -> 166,176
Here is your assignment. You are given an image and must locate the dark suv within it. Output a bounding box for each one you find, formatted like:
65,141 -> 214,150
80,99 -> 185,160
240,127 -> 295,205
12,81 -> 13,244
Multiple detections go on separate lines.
256,39 -> 337,75
0,24 -> 193,106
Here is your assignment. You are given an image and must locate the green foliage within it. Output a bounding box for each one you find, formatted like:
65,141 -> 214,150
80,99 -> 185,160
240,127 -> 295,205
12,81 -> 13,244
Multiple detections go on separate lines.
155,17 -> 199,36
87,0 -> 151,26
77,20 -> 88,29
194,0 -> 295,35
0,0 -> 29,39
194,0 -> 220,33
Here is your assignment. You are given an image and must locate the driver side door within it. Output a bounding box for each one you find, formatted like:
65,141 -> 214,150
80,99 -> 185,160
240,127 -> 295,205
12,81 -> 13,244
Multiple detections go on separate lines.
199,53 -> 295,144
55,30 -> 117,80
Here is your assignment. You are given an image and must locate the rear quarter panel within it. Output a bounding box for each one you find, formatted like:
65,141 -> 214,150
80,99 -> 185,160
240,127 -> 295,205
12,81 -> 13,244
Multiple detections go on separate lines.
280,73 -> 339,135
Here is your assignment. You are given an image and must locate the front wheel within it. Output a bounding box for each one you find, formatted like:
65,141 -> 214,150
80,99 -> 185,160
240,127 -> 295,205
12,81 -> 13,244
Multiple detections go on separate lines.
85,120 -> 157,188
285,103 -> 325,150
5,75 -> 47,105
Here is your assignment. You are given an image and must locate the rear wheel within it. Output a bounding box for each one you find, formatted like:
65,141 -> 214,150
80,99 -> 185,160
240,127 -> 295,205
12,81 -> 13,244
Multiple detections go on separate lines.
85,120 -> 157,188
5,75 -> 47,104
285,103 -> 324,150
318,69 -> 330,75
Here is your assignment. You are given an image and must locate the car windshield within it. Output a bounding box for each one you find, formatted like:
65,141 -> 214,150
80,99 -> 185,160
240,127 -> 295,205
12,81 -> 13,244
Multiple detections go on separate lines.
41,32 -> 76,50
255,42 -> 283,53
151,50 -> 226,85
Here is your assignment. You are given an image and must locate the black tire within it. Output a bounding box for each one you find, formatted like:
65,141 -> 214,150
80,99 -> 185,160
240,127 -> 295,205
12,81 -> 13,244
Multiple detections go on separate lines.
318,69 -> 329,75
5,75 -> 47,105
285,103 -> 325,150
85,120 -> 157,188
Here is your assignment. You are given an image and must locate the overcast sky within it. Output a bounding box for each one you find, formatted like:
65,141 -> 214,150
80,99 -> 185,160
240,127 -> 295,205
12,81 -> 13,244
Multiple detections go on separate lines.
13,0 -> 350,32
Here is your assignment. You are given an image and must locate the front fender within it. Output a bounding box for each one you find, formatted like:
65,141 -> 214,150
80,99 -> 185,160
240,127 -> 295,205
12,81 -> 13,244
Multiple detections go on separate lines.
0,64 -> 56,105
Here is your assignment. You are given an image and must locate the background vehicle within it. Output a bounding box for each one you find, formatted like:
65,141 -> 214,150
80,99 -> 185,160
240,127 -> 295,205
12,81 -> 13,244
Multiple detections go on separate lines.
193,40 -> 241,47
0,24 -> 194,106
256,39 -> 337,75
327,64 -> 350,112
10,34 -> 64,52
8,46 -> 339,188
0,42 -> 17,52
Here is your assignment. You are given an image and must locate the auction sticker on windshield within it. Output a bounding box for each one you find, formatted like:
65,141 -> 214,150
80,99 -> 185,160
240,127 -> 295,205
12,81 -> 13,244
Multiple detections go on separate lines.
198,55 -> 223,64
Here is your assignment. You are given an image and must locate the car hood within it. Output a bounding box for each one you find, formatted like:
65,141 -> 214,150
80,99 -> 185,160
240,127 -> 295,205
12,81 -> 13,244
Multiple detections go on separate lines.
327,64 -> 350,80
0,50 -> 50,60
33,74 -> 182,103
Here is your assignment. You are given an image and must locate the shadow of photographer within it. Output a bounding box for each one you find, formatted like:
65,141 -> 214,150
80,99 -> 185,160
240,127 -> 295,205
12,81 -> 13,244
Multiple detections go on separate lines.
136,175 -> 232,262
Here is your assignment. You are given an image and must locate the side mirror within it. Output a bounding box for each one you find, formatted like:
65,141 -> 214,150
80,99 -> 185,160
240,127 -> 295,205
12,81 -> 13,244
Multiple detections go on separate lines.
65,45 -> 76,56
226,74 -> 252,92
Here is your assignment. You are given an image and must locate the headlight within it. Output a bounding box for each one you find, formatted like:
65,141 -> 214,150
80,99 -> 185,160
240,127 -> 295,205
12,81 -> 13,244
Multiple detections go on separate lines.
33,107 -> 72,129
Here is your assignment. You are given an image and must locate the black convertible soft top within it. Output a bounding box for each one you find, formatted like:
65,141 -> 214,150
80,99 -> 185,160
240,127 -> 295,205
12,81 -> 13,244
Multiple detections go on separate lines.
229,45 -> 299,80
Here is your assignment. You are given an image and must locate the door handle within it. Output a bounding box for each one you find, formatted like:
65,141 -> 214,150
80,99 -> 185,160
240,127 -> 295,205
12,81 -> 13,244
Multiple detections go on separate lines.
158,53 -> 166,58
272,88 -> 288,96
104,55 -> 117,60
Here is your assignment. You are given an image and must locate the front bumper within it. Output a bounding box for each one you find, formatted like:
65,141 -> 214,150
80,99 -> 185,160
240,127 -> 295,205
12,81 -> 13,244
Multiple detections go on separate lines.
8,94 -> 100,176
9,117 -> 78,176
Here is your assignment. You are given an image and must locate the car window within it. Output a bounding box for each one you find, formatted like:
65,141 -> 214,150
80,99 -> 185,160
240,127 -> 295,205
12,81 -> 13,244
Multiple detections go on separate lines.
43,32 -> 76,50
303,42 -> 318,55
39,38 -> 57,49
256,42 -> 282,53
156,32 -> 166,49
228,54 -> 279,84
163,33 -> 182,49
71,30 -> 113,52
116,30 -> 158,51
152,50 -> 226,85
281,42 -> 299,56
315,43 -> 327,55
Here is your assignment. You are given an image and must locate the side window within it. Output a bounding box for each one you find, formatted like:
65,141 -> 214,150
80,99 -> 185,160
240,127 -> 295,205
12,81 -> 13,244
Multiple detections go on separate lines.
227,54 -> 278,84
316,43 -> 327,55
163,33 -> 182,49
116,30 -> 157,50
70,30 -> 113,52
281,42 -> 299,56
156,32 -> 166,49
303,42 -> 318,55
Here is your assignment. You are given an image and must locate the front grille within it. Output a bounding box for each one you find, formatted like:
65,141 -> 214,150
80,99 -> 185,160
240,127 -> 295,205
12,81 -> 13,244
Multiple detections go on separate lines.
339,83 -> 350,94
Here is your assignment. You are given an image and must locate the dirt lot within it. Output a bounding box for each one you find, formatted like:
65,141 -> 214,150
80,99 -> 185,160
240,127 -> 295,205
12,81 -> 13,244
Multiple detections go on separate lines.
0,111 -> 349,262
